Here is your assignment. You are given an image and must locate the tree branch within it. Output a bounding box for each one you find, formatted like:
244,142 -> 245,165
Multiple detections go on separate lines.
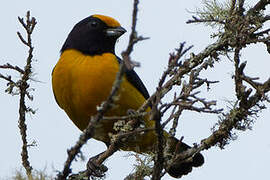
0,11 -> 37,180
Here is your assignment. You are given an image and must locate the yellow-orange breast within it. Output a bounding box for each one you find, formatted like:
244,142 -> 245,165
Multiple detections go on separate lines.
52,49 -> 148,144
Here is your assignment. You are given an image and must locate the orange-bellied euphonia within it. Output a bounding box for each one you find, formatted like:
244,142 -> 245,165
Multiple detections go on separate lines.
52,14 -> 204,178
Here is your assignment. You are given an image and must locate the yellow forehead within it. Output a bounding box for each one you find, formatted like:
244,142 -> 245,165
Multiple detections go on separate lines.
92,14 -> 121,27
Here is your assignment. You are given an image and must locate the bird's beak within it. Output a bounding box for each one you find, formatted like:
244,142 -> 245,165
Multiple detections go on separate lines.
106,26 -> 126,37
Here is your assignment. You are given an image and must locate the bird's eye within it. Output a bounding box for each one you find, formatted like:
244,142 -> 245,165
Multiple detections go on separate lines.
89,21 -> 98,28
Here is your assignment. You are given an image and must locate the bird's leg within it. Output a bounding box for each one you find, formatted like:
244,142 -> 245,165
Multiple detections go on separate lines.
86,151 -> 108,178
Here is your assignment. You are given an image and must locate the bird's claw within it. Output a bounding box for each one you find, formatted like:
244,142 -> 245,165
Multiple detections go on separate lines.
86,156 -> 108,178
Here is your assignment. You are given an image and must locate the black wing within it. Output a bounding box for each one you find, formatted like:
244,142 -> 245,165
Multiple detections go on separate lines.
116,57 -> 149,100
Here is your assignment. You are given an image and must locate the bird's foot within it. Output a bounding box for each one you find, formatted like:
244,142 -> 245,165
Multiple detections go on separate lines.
86,154 -> 108,178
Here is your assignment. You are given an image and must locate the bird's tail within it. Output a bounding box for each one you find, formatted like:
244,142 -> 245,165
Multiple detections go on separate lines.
164,136 -> 204,178
118,118 -> 204,178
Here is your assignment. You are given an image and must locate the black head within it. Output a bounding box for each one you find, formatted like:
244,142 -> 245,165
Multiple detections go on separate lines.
61,15 -> 126,55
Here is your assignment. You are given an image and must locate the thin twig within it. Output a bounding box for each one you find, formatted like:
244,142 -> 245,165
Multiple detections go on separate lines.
138,38 -> 228,113
102,112 -> 148,121
96,127 -> 154,166
0,63 -> 25,74
0,74 -> 15,84
0,11 -> 37,180
13,11 -> 37,180
151,92 -> 164,180
121,0 -> 149,70
247,0 -> 270,15
186,15 -> 225,24
229,0 -> 236,15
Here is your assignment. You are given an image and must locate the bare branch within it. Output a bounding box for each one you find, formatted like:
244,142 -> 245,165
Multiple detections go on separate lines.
151,92 -> 164,180
229,0 -> 237,15
186,15 -> 225,24
16,11 -> 37,180
121,0 -> 149,70
0,73 -> 15,85
0,11 -> 37,180
247,0 -> 270,15
0,63 -> 25,74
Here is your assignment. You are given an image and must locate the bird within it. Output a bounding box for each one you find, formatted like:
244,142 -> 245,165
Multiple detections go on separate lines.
52,14 -> 204,178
